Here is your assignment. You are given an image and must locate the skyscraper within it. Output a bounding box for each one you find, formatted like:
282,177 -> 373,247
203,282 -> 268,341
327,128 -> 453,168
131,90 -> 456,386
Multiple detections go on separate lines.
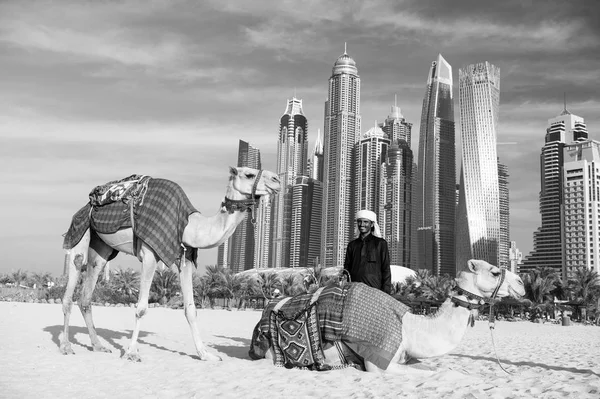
355,124 -> 389,218
456,62 -> 501,270
521,108 -> 588,276
290,176 -> 323,269
310,129 -> 324,182
271,97 -> 308,269
498,160 -> 510,269
253,196 -> 272,269
321,49 -> 361,268
219,140 -> 262,273
380,138 -> 414,267
416,54 -> 456,276
562,139 -> 599,280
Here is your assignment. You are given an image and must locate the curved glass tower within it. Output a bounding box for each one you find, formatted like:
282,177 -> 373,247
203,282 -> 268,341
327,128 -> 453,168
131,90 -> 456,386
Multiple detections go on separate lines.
455,62 -> 501,270
416,54 -> 456,276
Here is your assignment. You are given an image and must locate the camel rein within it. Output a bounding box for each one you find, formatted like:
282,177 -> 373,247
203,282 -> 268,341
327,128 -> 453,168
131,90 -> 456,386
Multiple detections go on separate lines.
453,268 -> 513,375
221,169 -> 263,225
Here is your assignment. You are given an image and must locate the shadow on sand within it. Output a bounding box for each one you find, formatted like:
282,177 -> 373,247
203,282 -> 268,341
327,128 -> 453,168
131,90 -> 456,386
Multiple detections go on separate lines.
449,354 -> 600,377
210,335 -> 252,360
43,325 -> 222,360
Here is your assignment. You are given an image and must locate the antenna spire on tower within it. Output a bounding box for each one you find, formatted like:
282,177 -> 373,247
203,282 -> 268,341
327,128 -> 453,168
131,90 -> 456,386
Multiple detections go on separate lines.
344,42 -> 347,54
394,94 -> 397,107
564,92 -> 567,112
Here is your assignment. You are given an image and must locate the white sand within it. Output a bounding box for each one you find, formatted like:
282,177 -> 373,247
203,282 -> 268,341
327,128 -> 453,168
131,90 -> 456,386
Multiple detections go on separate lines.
1,301 -> 599,399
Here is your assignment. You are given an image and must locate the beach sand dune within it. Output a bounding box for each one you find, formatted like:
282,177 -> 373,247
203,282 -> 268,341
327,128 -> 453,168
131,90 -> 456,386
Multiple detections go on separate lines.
1,302 -> 598,398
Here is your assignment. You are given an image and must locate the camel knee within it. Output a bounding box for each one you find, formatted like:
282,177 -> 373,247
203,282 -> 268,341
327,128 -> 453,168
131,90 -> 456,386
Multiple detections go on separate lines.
135,306 -> 148,319
184,304 -> 197,320
78,302 -> 92,314
62,300 -> 73,315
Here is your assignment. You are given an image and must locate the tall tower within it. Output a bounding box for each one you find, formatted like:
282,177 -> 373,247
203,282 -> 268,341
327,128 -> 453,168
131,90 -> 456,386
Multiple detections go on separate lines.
321,48 -> 361,268
380,103 -> 415,268
219,140 -> 262,273
498,160 -> 510,269
416,54 -> 456,276
456,62 -> 501,270
562,139 -> 599,280
271,97 -> 308,269
355,124 -> 389,218
521,108 -> 588,276
253,196 -> 272,269
290,176 -> 323,268
310,129 -> 324,182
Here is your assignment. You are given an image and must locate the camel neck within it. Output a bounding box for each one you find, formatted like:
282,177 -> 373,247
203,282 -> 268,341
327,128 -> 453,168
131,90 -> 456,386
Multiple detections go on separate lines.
402,298 -> 471,359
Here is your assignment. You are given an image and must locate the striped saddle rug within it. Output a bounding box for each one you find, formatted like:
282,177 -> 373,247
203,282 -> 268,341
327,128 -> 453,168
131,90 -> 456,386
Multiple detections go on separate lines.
250,283 -> 412,371
63,177 -> 199,268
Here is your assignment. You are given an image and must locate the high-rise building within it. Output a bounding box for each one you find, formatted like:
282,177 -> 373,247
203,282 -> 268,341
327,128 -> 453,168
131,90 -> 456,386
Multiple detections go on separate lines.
355,125 -> 389,217
455,62 -> 501,271
290,176 -> 323,268
253,196 -> 272,269
219,140 -> 262,273
521,108 -> 588,276
416,54 -> 456,276
321,49 -> 361,268
508,241 -> 522,274
310,129 -> 324,182
498,160 -> 510,269
380,138 -> 414,267
379,103 -> 415,268
271,97 -> 308,269
562,139 -> 598,280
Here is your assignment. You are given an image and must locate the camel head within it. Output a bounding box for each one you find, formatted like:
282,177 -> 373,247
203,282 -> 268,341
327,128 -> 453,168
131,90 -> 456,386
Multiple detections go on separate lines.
455,259 -> 525,300
229,166 -> 281,198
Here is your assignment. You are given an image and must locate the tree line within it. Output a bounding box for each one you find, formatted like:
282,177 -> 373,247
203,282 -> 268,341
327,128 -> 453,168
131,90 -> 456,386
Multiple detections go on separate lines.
1,266 -> 598,322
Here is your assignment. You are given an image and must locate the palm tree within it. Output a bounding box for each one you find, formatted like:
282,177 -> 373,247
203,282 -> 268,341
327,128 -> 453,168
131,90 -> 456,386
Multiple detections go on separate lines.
281,274 -> 303,296
522,267 -> 559,320
0,273 -> 11,285
421,274 -> 455,302
258,272 -> 281,299
393,275 -> 421,299
10,269 -> 29,288
151,269 -> 180,305
567,268 -> 600,321
110,268 -> 140,303
30,272 -> 53,289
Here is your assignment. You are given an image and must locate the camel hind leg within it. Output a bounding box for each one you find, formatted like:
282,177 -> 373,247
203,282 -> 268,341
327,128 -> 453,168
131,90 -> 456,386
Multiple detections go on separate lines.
78,232 -> 115,353
60,229 -> 90,355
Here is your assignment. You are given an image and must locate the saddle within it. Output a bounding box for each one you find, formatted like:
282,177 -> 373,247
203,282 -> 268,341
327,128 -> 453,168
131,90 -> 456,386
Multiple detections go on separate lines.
89,174 -> 151,207
269,287 -> 328,370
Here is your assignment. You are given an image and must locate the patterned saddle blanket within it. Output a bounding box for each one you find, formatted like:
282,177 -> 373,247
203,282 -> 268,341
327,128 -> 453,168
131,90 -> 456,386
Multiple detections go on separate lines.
63,177 -> 199,268
250,283 -> 412,371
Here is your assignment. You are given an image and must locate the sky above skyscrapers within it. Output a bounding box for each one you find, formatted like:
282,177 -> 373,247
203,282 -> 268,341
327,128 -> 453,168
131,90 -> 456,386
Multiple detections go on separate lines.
1,0 -> 599,274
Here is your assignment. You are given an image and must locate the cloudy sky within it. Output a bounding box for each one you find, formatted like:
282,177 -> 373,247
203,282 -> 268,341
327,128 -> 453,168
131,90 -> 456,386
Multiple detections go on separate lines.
1,0 -> 599,276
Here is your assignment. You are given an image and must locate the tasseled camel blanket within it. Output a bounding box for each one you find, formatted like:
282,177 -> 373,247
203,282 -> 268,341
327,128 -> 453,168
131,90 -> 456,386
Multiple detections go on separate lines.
250,283 -> 411,370
63,176 -> 199,268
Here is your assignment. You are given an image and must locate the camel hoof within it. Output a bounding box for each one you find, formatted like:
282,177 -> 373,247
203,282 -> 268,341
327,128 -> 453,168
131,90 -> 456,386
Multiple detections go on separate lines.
60,344 -> 75,355
92,344 -> 112,353
199,351 -> 222,361
123,351 -> 142,362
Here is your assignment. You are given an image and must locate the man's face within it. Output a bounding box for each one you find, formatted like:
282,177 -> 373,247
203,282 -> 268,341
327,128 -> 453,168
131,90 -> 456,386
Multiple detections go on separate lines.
357,218 -> 373,234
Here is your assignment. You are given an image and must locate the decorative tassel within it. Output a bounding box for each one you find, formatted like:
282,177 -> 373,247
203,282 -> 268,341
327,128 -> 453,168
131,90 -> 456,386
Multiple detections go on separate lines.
468,312 -> 475,327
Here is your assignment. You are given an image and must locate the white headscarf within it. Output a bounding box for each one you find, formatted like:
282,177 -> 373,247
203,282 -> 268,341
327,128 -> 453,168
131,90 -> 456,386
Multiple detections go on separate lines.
355,209 -> 382,238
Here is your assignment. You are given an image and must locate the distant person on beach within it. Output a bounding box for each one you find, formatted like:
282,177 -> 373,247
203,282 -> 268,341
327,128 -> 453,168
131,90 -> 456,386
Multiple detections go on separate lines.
343,209 -> 392,294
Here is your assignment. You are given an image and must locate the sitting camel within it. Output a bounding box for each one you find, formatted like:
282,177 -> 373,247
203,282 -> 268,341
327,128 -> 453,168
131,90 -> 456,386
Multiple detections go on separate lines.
250,259 -> 525,373
61,166 -> 280,361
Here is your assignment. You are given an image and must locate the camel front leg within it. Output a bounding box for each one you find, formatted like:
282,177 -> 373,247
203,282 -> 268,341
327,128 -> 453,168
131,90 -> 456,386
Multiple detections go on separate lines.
78,241 -> 112,353
60,230 -> 90,355
123,247 -> 157,362
179,259 -> 221,361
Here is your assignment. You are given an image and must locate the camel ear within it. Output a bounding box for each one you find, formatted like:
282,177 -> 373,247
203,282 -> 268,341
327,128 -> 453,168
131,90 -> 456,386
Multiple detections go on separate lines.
229,166 -> 238,176
467,259 -> 479,273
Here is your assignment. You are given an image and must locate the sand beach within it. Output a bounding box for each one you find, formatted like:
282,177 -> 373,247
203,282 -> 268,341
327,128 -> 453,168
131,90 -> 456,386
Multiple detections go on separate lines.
0,301 -> 598,399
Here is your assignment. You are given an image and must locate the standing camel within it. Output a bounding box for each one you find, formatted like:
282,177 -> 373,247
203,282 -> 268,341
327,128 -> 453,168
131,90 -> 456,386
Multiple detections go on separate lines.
61,166 -> 280,361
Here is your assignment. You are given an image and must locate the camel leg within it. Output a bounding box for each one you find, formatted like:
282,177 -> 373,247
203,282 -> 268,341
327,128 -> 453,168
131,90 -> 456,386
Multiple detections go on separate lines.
78,233 -> 114,353
179,258 -> 221,361
123,243 -> 157,362
60,229 -> 90,355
